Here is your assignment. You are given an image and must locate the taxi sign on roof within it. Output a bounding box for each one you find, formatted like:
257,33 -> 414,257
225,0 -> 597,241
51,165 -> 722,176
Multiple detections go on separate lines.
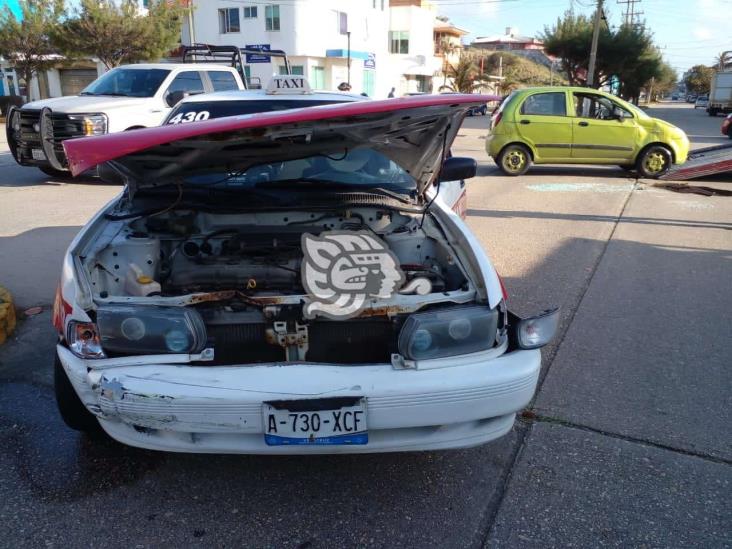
266,74 -> 313,95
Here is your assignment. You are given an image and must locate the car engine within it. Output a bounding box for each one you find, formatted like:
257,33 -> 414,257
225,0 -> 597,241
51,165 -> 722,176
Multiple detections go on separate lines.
83,207 -> 475,364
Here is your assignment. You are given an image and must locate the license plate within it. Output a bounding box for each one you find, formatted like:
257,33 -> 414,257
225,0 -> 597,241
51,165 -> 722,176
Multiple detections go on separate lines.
31,149 -> 46,161
263,398 -> 368,446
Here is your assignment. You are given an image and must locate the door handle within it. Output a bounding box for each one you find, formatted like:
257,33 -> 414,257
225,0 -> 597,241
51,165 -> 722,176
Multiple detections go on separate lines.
578,121 -> 589,127
520,120 -> 530,125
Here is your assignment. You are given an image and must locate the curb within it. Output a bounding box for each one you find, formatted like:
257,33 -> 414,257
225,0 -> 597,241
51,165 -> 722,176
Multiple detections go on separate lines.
0,286 -> 16,345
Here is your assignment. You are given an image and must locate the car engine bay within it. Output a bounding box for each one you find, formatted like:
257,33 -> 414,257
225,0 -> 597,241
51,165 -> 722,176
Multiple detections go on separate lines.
81,207 -> 485,364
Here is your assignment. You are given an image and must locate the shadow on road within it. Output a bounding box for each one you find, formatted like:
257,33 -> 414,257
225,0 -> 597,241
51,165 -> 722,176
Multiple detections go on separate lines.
0,226 -> 82,308
467,207 -> 732,231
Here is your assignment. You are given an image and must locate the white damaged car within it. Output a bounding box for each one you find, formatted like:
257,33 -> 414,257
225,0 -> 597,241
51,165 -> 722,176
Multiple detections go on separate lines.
53,95 -> 558,454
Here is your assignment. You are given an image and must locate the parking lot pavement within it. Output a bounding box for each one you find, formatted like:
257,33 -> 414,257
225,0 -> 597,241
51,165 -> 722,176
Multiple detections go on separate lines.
0,104 -> 730,546
487,423 -> 731,548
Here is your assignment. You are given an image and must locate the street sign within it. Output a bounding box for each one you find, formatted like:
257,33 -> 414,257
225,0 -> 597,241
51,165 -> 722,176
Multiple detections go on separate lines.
364,53 -> 376,70
245,44 -> 272,63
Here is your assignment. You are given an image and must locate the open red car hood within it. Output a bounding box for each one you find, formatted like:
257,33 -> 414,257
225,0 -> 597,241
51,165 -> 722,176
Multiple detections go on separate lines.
63,94 -> 496,196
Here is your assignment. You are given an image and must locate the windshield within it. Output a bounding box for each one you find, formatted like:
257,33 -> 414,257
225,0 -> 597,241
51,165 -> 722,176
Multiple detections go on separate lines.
164,99 -> 356,124
179,149 -> 416,193
81,68 -> 170,98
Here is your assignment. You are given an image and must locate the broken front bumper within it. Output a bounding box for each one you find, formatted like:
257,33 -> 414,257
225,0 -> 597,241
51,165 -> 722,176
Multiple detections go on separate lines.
57,344 -> 540,454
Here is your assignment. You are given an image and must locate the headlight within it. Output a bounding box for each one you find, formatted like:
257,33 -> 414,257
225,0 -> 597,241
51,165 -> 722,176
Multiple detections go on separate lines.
10,108 -> 21,132
67,321 -> 106,359
514,308 -> 560,349
68,113 -> 108,136
398,306 -> 499,360
96,305 -> 206,355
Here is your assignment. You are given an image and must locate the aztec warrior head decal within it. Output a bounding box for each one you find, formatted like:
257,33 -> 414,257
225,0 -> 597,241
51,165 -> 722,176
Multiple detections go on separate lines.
301,231 -> 405,319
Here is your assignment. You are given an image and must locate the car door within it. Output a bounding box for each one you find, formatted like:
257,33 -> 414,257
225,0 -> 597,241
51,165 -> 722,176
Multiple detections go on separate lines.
163,70 -> 206,111
570,92 -> 637,161
515,91 -> 572,161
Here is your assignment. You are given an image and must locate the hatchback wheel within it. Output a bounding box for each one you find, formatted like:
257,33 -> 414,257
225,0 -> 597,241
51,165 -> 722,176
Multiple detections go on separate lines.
498,144 -> 532,176
636,145 -> 672,179
54,355 -> 103,434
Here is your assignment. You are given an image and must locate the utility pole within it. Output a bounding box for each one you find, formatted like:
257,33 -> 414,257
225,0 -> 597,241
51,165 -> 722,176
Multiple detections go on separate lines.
587,0 -> 603,87
617,0 -> 643,27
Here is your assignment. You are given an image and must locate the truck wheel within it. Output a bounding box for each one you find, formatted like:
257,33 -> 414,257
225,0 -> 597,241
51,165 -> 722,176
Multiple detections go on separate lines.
54,355 -> 103,434
708,108 -> 718,116
636,145 -> 672,179
497,144 -> 532,176
39,166 -> 71,179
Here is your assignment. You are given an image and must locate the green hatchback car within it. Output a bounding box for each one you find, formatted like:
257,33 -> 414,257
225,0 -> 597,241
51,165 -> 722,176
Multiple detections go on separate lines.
486,87 -> 690,178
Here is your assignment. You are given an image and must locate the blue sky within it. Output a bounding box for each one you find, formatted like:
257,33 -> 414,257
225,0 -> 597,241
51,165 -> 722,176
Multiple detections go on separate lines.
0,0 -> 22,18
438,0 -> 732,75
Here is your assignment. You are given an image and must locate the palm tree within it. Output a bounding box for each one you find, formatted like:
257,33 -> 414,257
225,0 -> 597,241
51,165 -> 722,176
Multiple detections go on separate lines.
439,55 -> 489,93
715,51 -> 731,70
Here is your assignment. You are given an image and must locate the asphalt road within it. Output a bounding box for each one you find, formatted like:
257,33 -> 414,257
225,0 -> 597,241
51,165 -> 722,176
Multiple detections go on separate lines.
0,102 -> 730,547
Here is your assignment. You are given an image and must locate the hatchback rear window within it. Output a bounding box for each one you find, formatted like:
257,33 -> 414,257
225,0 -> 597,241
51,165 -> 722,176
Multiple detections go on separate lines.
520,92 -> 566,116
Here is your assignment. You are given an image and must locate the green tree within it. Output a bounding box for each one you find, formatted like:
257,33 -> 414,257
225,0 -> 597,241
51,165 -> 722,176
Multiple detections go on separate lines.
540,11 -> 598,85
54,0 -> 188,69
684,65 -> 715,94
0,0 -> 65,99
542,11 -> 665,99
649,60 -> 677,100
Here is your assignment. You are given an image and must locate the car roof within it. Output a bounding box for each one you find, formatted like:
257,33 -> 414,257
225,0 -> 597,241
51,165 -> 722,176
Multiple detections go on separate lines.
511,86 -> 622,95
178,89 -> 366,104
115,63 -> 237,71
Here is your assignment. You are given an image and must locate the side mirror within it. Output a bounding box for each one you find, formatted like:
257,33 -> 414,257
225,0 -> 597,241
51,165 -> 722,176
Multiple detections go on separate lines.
166,90 -> 188,107
439,156 -> 477,182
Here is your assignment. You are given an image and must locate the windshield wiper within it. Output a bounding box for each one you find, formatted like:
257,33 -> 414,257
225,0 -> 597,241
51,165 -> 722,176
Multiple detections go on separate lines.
79,92 -> 96,96
256,179 -> 414,203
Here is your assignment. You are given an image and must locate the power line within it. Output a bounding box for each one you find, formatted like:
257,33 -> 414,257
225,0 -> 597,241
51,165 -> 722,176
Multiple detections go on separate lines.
617,0 -> 643,27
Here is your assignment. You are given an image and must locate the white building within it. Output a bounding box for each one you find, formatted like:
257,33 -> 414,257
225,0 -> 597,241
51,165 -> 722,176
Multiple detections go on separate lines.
182,0 -> 390,97
386,0 -> 442,95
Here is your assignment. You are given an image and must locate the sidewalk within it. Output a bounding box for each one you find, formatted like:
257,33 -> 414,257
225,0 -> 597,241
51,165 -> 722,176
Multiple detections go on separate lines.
488,183 -> 732,545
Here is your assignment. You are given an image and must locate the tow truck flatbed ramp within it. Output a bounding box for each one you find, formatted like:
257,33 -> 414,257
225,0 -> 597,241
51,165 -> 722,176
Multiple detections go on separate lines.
661,142 -> 732,180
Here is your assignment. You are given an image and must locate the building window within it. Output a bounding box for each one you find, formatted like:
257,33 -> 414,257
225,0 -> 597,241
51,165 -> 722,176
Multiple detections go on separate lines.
389,31 -> 409,54
243,6 -> 257,19
279,65 -> 304,75
218,8 -> 240,33
265,5 -> 280,31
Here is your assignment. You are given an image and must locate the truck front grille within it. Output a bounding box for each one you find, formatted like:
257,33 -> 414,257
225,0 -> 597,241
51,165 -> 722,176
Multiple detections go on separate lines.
18,109 -> 41,144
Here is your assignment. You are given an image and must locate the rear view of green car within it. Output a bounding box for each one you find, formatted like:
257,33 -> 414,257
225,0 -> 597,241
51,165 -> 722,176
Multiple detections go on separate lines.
486,87 -> 689,178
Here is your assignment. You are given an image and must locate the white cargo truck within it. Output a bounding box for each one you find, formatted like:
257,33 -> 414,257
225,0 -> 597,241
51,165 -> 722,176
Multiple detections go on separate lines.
708,68 -> 732,116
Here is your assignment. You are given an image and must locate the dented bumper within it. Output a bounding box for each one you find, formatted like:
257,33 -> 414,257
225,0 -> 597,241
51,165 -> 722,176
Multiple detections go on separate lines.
57,344 -> 540,454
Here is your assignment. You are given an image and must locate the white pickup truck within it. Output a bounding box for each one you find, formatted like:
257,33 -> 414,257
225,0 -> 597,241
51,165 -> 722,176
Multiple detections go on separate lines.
6,63 -> 244,176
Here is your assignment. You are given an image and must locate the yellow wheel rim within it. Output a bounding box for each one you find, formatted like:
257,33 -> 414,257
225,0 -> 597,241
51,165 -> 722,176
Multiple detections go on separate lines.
502,149 -> 526,173
643,151 -> 667,174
